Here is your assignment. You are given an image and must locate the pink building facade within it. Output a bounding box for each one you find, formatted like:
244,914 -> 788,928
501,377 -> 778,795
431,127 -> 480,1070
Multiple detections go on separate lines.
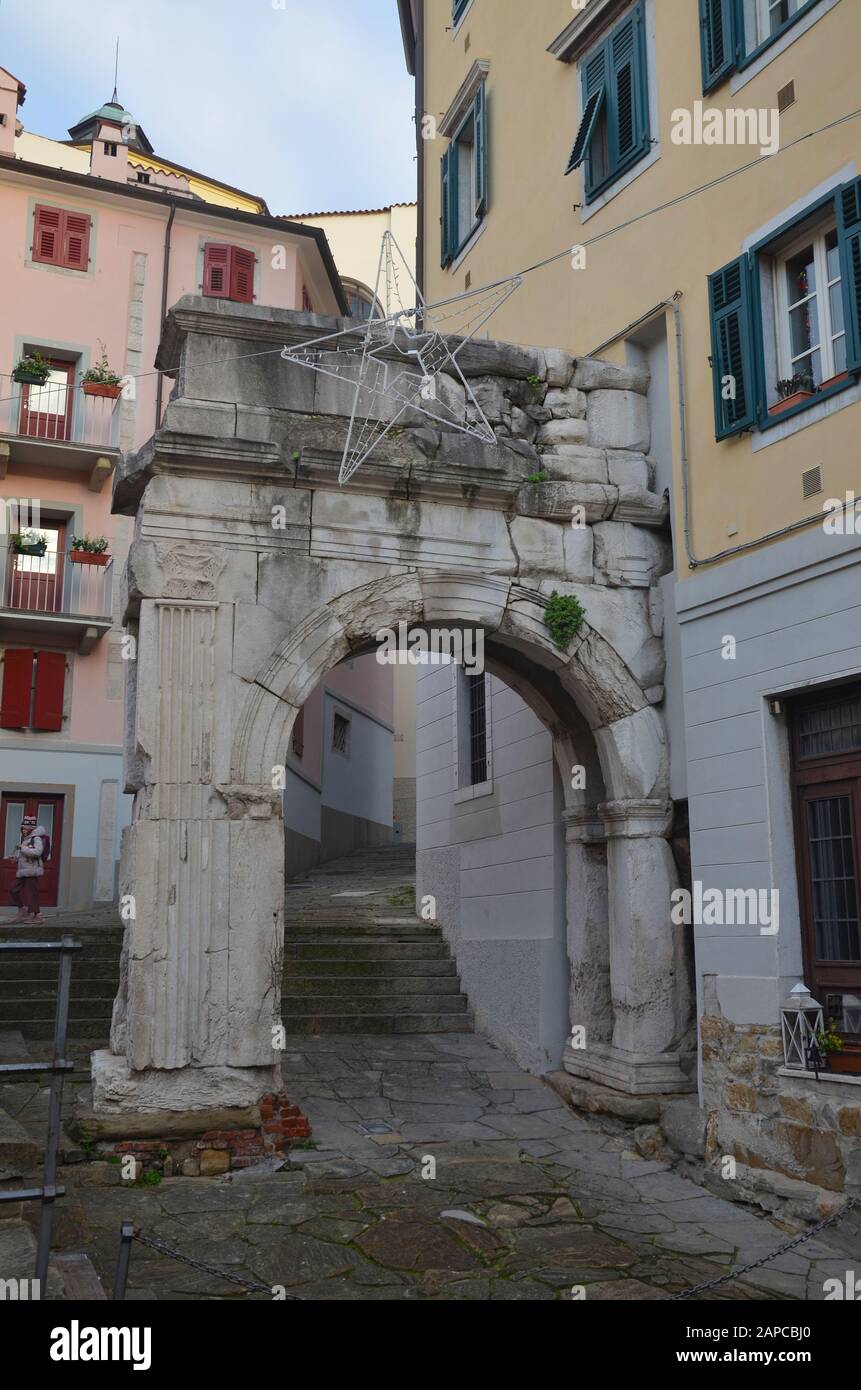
0,67 -> 351,911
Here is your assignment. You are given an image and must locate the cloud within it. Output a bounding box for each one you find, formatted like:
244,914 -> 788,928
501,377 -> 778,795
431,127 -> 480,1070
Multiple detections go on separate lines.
2,0 -> 416,211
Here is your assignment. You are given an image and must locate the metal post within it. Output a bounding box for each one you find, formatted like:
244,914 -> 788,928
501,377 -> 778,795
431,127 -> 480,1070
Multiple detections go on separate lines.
34,935 -> 75,1288
112,1221 -> 136,1301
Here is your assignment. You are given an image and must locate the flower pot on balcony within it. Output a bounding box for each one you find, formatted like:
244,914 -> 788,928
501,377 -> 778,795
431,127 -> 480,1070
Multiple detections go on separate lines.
827,1046 -> 861,1076
82,381 -> 122,400
769,390 -> 815,416
70,550 -> 110,566
820,371 -> 849,392
13,368 -> 49,386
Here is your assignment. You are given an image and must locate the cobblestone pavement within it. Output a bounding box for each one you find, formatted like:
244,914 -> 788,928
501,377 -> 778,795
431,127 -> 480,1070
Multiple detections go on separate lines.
22,1033 -> 853,1301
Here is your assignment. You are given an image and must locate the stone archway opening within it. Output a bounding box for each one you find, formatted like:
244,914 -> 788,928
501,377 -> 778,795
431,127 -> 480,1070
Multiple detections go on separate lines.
99,297 -> 694,1123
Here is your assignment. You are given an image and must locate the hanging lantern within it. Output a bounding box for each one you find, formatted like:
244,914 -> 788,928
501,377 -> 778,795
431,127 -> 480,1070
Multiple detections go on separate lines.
781,982 -> 825,1070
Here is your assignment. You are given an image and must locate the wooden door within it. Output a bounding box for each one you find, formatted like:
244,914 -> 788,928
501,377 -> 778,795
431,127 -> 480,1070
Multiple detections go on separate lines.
18,361 -> 74,442
0,793 -> 64,907
8,522 -> 66,614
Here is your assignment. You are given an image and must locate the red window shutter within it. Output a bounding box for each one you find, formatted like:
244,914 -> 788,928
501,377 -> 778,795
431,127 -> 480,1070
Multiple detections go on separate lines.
230,247 -> 256,303
32,652 -> 66,732
203,243 -> 231,296
62,212 -> 91,271
32,206 -> 63,265
0,649 -> 34,729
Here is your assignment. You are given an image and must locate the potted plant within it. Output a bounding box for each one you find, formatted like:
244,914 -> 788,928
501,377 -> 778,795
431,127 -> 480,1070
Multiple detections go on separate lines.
769,371 -> 816,416
81,342 -> 123,400
11,530 -> 48,557
816,1019 -> 861,1076
12,352 -> 51,386
69,535 -> 111,566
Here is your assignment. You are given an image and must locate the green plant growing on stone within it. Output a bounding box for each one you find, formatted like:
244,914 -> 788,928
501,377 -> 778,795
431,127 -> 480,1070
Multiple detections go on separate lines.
135,1168 -> 163,1188
292,1139 -> 318,1151
544,591 -> 585,649
526,470 -> 550,484
526,374 -> 542,388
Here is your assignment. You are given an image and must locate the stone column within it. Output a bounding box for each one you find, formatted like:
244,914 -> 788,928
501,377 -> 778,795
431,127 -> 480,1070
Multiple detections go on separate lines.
565,798 -> 691,1095
92,595 -> 283,1118
561,810 -> 612,1075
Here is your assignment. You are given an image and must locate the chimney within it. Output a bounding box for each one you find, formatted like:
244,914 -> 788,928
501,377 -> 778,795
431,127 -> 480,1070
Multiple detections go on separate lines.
89,118 -> 129,182
0,66 -> 25,158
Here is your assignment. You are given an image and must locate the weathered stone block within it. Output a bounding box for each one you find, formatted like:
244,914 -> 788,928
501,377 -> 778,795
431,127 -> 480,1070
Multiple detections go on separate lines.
545,387 -> 587,419
199,1148 -> 231,1177
588,390 -> 651,452
573,358 -> 650,395
607,451 -> 651,489
660,1096 -> 706,1157
541,446 -> 608,484
544,348 -> 576,388
537,417 -> 590,448
593,521 -> 670,588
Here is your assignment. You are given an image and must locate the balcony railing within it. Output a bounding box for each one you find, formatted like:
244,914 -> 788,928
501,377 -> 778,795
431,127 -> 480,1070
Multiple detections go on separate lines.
3,547 -> 113,619
0,376 -> 121,453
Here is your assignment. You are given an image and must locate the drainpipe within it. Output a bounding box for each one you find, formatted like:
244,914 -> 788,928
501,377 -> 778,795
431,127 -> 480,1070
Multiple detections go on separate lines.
154,202 -> 176,433
415,0 -> 425,303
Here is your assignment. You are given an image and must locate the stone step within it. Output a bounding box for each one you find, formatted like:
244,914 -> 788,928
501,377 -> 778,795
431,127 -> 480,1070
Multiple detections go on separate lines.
282,956 -> 458,978
0,998 -> 114,1022
283,992 -> 470,1015
283,1011 -> 474,1035
282,974 -> 464,997
0,979 -> 120,1001
4,1018 -> 110,1041
284,941 -> 450,961
0,962 -> 121,981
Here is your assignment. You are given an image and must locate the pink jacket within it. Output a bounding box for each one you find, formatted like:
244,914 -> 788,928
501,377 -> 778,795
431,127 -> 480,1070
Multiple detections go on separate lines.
13,827 -> 47,878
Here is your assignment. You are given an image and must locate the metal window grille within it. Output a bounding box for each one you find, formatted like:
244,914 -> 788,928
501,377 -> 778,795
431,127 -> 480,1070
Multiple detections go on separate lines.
467,674 -> 488,785
332,712 -> 350,755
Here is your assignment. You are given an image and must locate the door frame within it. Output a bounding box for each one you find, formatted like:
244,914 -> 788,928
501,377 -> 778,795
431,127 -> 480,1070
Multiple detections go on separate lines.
18,358 -> 75,442
790,685 -> 861,1039
0,781 -> 75,912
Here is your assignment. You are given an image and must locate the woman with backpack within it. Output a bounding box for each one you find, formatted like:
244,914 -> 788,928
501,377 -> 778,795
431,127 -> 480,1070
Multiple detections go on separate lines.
8,815 -> 48,922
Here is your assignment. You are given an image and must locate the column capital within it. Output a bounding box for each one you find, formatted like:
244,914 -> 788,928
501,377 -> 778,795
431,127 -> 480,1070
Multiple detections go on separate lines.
562,807 -> 606,845
599,798 -> 673,839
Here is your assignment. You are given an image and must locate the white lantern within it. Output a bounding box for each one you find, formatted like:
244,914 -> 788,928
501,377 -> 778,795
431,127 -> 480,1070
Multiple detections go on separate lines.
780,982 -> 824,1070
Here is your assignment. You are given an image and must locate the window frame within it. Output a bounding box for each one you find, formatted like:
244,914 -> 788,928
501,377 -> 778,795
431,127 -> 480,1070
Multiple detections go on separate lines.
790,685 -> 861,1039
701,0 -> 834,92
452,666 -> 493,802
709,181 -> 861,440
772,220 -> 847,392
440,79 -> 487,268
331,709 -> 351,759
576,0 -> 651,206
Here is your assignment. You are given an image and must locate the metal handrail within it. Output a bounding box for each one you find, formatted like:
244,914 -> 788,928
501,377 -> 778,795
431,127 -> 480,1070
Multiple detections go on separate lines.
2,544 -> 114,619
0,935 -> 81,1288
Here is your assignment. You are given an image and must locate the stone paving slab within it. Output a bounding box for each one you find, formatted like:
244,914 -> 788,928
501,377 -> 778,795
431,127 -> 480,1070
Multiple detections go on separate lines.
22,1032 -> 858,1301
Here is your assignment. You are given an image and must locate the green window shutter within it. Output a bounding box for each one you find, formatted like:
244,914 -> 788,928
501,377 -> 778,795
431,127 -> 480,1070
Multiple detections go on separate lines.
837,177 -> 861,374
609,7 -> 648,169
440,147 -> 453,267
700,0 -> 737,93
708,255 -> 758,439
565,86 -> 605,176
581,39 -> 608,198
473,81 -> 487,219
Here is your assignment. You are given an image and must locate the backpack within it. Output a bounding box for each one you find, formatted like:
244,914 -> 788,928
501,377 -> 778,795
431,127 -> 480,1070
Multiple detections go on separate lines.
39,833 -> 51,863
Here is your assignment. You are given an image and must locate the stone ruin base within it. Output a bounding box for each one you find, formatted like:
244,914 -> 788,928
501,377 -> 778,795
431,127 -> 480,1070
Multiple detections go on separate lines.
75,1089 -> 311,1178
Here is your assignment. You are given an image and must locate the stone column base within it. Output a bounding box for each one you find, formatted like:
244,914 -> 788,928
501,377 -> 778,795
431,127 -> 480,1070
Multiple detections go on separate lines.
91,1050 -> 281,1117
563,1041 -> 692,1096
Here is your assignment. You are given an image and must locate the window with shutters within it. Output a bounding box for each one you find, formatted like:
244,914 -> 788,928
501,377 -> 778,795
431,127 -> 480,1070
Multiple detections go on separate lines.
440,79 -> 487,268
332,711 -> 351,757
31,206 -> 92,273
202,243 -> 256,303
708,179 -> 861,439
566,1 -> 650,204
700,0 -> 834,92
0,649 -> 66,733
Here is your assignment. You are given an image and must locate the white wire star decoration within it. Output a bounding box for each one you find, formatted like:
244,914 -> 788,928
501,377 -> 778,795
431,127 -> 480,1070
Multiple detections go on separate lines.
280,231 -> 522,485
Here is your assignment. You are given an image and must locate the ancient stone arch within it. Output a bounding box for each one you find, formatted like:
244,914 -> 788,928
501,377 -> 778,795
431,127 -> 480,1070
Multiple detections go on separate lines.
94,297 -> 692,1119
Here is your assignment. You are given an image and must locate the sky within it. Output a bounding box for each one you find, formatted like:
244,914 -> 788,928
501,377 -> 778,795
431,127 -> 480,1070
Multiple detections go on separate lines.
0,0 -> 416,214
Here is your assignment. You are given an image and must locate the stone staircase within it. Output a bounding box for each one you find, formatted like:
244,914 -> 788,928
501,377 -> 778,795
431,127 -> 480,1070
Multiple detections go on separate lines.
282,843 -> 474,1035
0,845 -> 474,1042
0,909 -> 123,1042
